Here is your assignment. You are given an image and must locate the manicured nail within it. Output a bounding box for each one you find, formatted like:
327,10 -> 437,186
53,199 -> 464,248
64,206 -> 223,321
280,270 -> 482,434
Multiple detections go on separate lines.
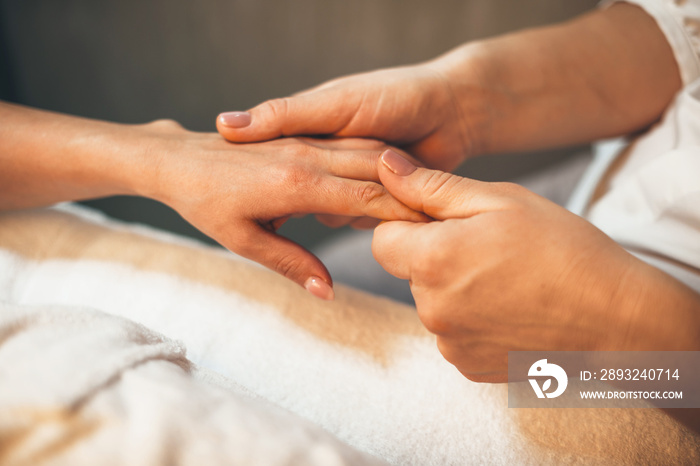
381,149 -> 416,176
304,276 -> 335,301
218,111 -> 251,128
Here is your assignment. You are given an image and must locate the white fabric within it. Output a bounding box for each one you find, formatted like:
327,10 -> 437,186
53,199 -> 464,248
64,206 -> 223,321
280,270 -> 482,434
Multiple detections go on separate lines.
599,0 -> 700,86
583,81 -> 700,291
1,206 -> 698,465
0,302 -> 386,466
568,0 -> 700,292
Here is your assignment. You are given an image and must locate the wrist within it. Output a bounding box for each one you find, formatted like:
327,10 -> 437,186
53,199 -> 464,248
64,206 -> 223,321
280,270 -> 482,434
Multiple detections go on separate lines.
427,3 -> 682,157
0,103 -> 164,210
427,42 -> 499,159
429,34 -> 573,157
100,121 -> 175,202
83,123 -> 144,198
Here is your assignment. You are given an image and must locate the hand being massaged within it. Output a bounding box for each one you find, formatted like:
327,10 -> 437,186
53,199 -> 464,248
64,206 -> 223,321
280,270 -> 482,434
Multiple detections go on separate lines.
0,103 -> 426,300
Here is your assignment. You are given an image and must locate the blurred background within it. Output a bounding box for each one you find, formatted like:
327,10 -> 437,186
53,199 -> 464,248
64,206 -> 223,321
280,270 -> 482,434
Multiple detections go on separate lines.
0,0 -> 598,251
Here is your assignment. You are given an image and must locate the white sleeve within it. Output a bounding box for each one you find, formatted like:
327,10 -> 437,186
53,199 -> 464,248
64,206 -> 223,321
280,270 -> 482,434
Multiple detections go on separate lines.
600,0 -> 700,85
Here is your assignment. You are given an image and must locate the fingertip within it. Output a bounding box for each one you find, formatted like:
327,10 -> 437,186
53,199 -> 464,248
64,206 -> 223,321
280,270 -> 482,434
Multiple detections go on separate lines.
216,117 -> 239,142
286,256 -> 334,298
217,111 -> 252,129
216,109 -> 271,142
281,252 -> 334,296
304,276 -> 335,301
377,149 -> 423,204
236,226 -> 333,294
380,149 -> 417,176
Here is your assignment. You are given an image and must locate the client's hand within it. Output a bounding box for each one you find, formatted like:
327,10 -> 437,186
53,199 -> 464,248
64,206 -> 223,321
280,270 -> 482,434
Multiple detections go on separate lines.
0,102 -> 425,300
371,150 -> 700,382
131,121 -> 426,299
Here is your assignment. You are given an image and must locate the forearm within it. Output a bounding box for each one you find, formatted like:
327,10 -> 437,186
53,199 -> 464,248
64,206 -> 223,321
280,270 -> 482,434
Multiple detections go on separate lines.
430,3 -> 681,156
0,102 -> 153,210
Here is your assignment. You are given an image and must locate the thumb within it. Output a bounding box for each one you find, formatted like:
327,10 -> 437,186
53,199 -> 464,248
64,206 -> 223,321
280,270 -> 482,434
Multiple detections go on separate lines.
377,150 -> 508,220
223,224 -> 335,301
216,88 -> 360,143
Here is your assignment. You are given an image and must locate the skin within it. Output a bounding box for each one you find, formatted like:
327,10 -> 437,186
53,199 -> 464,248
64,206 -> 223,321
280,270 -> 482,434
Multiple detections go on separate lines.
218,0 -> 700,433
217,4 -> 681,168
373,150 -> 700,383
374,149 -> 700,433
0,102 -> 426,298
1,0 -> 698,432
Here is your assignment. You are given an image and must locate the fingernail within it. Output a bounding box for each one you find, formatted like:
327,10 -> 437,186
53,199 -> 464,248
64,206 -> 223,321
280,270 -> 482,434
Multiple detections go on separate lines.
304,276 -> 335,301
381,149 -> 416,176
218,111 -> 251,128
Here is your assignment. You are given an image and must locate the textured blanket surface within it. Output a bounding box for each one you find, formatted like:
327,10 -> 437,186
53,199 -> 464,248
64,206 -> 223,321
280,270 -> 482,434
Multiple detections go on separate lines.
0,206 -> 698,465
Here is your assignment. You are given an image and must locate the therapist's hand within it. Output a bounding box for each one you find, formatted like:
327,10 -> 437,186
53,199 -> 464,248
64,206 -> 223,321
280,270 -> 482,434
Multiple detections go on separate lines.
217,4 -> 681,171
216,64 -> 481,172
372,150 -> 700,382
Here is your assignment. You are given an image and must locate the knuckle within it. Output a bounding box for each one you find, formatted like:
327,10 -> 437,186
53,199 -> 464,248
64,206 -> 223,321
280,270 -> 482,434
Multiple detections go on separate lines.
153,118 -> 180,127
421,171 -> 462,203
417,304 -> 451,335
410,251 -> 435,279
272,253 -> 304,279
353,182 -> 385,206
264,97 -> 292,121
147,118 -> 184,132
492,181 -> 521,192
278,139 -> 311,160
424,170 -> 457,194
486,182 -> 532,212
410,244 -> 444,283
278,164 -> 313,190
492,181 -> 528,199
435,337 -> 460,362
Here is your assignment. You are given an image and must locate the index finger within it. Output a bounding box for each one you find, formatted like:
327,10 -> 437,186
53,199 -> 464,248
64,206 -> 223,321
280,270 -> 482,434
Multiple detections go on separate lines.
302,177 -> 431,223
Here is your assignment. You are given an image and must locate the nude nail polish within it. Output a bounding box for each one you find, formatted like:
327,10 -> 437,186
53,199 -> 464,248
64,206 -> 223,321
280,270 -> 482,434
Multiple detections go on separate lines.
381,149 -> 417,176
304,276 -> 335,301
218,111 -> 252,128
